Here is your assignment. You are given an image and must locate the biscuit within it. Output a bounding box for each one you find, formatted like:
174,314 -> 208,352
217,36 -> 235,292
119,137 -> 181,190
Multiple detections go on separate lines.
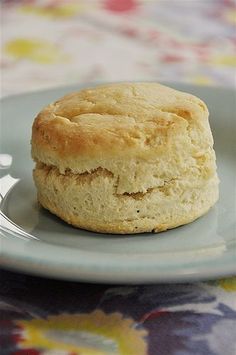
31,82 -> 219,234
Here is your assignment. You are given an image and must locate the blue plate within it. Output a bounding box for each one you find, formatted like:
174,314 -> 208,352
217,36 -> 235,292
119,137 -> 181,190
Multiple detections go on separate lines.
0,83 -> 235,283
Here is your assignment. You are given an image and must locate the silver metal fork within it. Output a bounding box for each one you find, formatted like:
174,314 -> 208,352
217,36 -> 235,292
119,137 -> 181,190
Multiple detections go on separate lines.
0,192 -> 39,242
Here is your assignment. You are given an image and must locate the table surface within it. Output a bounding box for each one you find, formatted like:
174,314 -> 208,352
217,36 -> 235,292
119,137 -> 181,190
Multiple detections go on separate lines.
1,1 -> 236,354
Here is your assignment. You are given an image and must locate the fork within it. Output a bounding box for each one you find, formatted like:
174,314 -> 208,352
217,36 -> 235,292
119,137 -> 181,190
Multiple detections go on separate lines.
0,192 -> 39,242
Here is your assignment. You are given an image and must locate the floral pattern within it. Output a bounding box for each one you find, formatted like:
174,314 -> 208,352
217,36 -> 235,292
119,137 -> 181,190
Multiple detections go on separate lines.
15,311 -> 147,354
1,1 -> 236,354
1,0 -> 236,96
0,270 -> 236,355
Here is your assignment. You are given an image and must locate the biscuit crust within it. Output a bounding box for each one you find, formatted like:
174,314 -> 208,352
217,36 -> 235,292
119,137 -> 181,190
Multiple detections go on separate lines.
31,83 -> 219,234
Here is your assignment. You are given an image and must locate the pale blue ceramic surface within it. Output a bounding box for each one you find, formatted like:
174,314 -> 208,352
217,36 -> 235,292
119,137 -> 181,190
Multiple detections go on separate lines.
0,83 -> 235,283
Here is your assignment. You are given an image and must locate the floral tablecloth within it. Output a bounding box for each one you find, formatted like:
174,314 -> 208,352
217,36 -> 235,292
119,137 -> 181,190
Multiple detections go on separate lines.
1,1 -> 236,354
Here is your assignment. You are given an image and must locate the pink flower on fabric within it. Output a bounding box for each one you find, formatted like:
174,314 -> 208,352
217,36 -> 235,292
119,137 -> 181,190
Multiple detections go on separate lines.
103,0 -> 138,13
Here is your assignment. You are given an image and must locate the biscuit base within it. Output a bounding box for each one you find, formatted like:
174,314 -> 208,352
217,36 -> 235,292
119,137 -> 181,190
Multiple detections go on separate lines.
34,165 -> 219,235
37,195 -> 216,234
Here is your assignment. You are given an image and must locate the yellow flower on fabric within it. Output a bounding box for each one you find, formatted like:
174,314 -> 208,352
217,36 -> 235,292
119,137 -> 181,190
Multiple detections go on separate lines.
218,277 -> 236,292
211,55 -> 236,67
15,310 -> 148,355
224,10 -> 236,25
190,75 -> 214,86
21,3 -> 86,18
4,39 -> 66,64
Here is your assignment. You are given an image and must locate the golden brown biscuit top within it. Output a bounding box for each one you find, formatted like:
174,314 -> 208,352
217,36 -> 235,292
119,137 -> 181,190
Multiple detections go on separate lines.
31,82 -> 209,165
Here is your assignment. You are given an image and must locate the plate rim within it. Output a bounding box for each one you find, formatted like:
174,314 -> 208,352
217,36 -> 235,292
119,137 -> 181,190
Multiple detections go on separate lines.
1,238 -> 236,283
